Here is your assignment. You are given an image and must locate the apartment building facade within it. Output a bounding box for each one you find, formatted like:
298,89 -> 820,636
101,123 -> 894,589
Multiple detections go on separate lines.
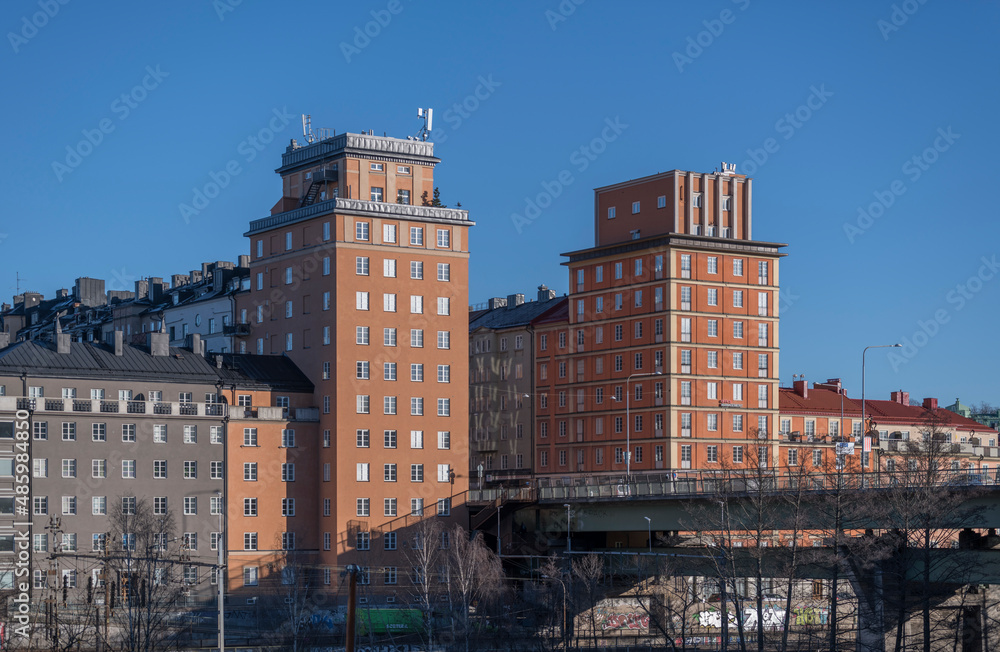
468,288 -> 565,487
240,132 -> 472,602
535,167 -> 786,478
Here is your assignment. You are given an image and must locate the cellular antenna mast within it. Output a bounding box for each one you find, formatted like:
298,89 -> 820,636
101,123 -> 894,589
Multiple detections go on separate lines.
416,108 -> 433,141
301,114 -> 315,144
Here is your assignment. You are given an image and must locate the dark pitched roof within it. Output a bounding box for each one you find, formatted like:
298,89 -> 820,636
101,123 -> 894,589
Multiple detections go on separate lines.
0,340 -> 312,393
469,297 -> 568,332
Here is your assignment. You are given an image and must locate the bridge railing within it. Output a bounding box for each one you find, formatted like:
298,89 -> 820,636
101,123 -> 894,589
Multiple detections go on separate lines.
468,468 -> 1000,505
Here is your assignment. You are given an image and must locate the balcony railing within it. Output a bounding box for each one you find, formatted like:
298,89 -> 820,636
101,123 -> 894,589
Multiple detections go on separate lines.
0,397 -> 228,418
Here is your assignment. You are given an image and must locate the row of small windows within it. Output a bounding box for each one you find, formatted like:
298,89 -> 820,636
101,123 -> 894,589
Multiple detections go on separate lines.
33,495 -> 219,517
542,319 -> 769,350
575,256 -> 767,285
33,458 -> 223,480
355,328 -> 451,349
354,462 -> 453,483
354,497 -> 450,518
606,194 -> 731,220
355,396 -> 451,416
27,389 -> 218,402
258,219 -> 446,258
355,293 -> 451,316
29,422 -> 219,443
355,362 -> 450,383
31,530 -> 222,555
356,258 -> 451,281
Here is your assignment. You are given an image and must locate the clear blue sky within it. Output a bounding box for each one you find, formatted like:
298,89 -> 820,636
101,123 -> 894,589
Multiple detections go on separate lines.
1,1 -> 997,407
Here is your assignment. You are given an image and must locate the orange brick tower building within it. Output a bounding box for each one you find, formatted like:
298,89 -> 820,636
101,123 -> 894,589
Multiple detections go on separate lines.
535,166 -> 786,478
241,131 -> 472,598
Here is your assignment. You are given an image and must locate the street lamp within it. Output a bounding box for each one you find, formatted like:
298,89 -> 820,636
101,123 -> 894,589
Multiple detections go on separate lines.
644,516 -> 652,553
497,504 -> 502,557
862,344 -> 901,487
215,489 -> 225,652
625,371 -> 663,480
564,504 -> 572,554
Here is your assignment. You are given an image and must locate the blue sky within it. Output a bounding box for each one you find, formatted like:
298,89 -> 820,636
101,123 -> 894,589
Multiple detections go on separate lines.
1,0 -> 997,407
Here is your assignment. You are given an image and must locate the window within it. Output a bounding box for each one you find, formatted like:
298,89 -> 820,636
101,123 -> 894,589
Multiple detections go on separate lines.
243,428 -> 257,446
410,227 -> 424,245
411,329 -> 424,347
707,319 -> 718,337
437,262 -> 450,281
356,256 -> 369,275
370,186 -> 384,202
733,446 -> 744,463
282,463 -> 295,482
357,395 -> 370,414
61,459 -> 76,478
356,292 -> 369,310
152,424 -> 167,443
244,532 -> 258,552
356,221 -> 370,241
92,497 -> 106,515
707,288 -> 718,306
153,460 -> 166,479
183,461 -> 197,479
282,498 -> 296,517
409,295 -> 422,313
707,446 -> 718,463
184,497 -> 197,515
438,464 -> 452,483
707,382 -> 718,400
733,352 -> 743,369
410,397 -> 423,415
357,361 -> 370,380
436,229 -> 450,247
707,351 -> 718,369
384,498 -> 397,516
734,321 -> 744,339
382,327 -> 396,346
183,425 -> 197,444
285,266 -> 294,284
122,460 -> 135,479
411,430 -> 424,449
437,498 -> 451,516
33,422 -> 47,440
62,496 -> 77,515
631,201 -> 640,214
384,223 -> 397,242
384,463 -> 397,482
437,398 -> 450,416
62,422 -> 76,441
437,297 -> 450,315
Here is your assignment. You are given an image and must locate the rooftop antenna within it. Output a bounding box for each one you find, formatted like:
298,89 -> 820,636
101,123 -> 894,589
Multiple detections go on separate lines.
15,272 -> 24,295
416,108 -> 433,141
301,114 -> 315,144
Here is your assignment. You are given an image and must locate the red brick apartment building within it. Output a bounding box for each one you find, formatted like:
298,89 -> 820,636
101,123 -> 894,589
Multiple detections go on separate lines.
535,167 -> 787,478
239,132 -> 472,601
778,378 -> 997,476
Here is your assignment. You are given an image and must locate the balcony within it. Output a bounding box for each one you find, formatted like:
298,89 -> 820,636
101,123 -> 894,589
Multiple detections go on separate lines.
0,397 -> 228,418
223,323 -> 251,336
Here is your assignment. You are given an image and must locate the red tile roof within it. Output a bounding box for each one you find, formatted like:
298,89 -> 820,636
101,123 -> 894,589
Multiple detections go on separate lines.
779,386 -> 993,433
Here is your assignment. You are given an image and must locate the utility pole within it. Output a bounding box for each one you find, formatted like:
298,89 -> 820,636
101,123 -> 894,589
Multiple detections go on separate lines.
344,565 -> 359,652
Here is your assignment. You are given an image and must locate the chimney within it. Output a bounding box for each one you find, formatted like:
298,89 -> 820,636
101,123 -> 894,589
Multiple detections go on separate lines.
56,288 -> 69,299
113,330 -> 124,357
214,354 -> 223,369
0,333 -> 9,349
55,314 -> 71,354
148,328 -> 169,357
537,284 -> 556,302
187,333 -> 204,356
793,378 -> 808,399
487,297 -> 507,310
505,293 -> 525,309
923,397 -> 939,410
890,390 -> 909,405
238,254 -> 250,268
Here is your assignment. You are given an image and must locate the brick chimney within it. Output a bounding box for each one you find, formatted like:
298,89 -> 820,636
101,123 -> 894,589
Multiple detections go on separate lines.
890,390 -> 909,405
793,379 -> 808,399
923,397 -> 939,410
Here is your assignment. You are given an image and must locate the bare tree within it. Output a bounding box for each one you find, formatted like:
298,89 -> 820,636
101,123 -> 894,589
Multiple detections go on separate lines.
258,545 -> 321,652
404,517 -> 444,649
445,525 -> 505,652
98,495 -> 188,652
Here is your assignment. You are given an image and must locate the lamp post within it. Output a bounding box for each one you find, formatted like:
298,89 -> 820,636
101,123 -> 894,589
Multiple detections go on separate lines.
644,516 -> 651,553
625,371 -> 663,480
564,504 -> 572,554
541,574 -> 568,644
216,490 -> 225,652
862,344 -> 901,487
497,504 -> 502,557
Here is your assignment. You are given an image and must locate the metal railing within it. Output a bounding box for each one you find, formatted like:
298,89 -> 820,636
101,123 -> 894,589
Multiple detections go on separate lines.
469,468 -> 1000,505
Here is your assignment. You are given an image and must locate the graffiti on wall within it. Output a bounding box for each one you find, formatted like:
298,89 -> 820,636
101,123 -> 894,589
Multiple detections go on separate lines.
693,606 -> 830,630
